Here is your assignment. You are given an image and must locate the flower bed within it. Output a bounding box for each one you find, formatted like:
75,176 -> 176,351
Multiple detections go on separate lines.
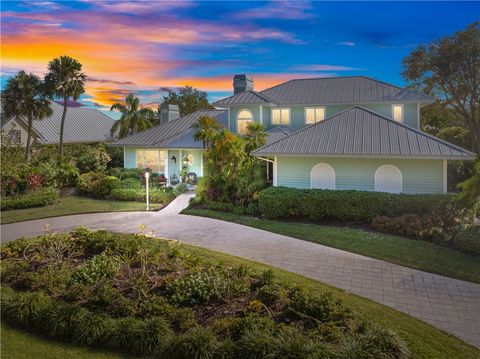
1,229 -> 411,358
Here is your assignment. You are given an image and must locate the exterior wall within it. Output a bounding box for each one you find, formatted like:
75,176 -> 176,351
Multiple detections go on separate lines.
276,156 -> 444,194
2,118 -> 32,146
228,102 -> 420,133
124,147 -> 136,168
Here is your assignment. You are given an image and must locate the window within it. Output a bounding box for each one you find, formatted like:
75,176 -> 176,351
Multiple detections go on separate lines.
237,109 -> 254,135
305,107 -> 326,124
375,165 -> 402,193
9,130 -> 21,144
136,149 -> 166,173
271,108 -> 290,125
392,104 -> 403,123
311,163 -> 336,190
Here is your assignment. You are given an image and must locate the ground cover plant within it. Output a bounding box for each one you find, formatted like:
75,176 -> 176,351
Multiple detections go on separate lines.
1,228 -> 415,359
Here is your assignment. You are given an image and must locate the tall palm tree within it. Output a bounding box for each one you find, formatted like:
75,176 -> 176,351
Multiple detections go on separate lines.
244,122 -> 266,154
1,71 -> 52,162
192,116 -> 221,149
110,94 -> 155,138
44,55 -> 87,160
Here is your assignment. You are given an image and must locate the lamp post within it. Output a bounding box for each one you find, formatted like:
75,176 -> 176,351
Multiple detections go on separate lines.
145,171 -> 150,211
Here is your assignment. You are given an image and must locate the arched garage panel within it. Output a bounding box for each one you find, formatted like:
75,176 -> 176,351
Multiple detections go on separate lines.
311,163 -> 336,189
375,165 -> 403,193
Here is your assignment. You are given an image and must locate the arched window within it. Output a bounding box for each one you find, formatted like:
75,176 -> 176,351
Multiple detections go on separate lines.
375,165 -> 402,193
311,163 -> 336,190
237,109 -> 254,135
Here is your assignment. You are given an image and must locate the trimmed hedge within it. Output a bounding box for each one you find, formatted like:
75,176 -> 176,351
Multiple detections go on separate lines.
454,226 -> 480,256
258,187 -> 454,223
1,187 -> 59,211
76,172 -> 120,198
110,188 -> 175,204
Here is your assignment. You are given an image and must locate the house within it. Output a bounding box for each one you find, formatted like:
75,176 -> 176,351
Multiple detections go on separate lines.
113,75 -> 475,193
1,102 -> 116,146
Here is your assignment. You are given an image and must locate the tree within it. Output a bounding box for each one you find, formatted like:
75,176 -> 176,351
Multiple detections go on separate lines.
110,94 -> 155,138
402,22 -> 480,153
160,86 -> 213,116
192,116 -> 221,149
44,55 -> 87,160
457,156 -> 480,211
1,71 -> 52,162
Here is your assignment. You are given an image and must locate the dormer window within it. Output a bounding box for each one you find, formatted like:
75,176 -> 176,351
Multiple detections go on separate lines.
271,108 -> 290,125
237,109 -> 254,135
305,107 -> 326,124
392,104 -> 404,123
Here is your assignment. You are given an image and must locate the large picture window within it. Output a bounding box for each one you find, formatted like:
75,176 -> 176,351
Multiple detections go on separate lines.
136,149 -> 166,173
271,108 -> 290,125
237,109 -> 254,135
305,107 -> 326,124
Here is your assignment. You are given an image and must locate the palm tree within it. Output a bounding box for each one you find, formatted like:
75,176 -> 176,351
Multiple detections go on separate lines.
244,122 -> 266,154
1,71 -> 52,162
110,94 -> 155,138
44,55 -> 87,160
192,116 -> 221,149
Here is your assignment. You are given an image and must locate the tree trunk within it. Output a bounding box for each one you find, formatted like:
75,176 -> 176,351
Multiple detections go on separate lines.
25,114 -> 33,162
59,96 -> 68,161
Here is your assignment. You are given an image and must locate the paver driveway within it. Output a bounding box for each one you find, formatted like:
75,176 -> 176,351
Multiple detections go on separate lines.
1,193 -> 479,348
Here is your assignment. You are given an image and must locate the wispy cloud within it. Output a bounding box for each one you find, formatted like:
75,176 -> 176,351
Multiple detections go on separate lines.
292,64 -> 364,71
235,1 -> 314,20
336,41 -> 356,47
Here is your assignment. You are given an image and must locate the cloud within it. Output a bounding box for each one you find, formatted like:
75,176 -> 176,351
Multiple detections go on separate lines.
81,0 -> 195,14
336,41 -> 355,47
236,1 -> 313,20
292,64 -> 364,71
88,78 -> 136,85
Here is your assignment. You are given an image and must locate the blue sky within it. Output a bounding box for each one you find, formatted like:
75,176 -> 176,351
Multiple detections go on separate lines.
1,1 -> 479,118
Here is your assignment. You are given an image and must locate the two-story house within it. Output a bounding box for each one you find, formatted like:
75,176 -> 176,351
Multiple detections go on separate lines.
113,75 -> 475,193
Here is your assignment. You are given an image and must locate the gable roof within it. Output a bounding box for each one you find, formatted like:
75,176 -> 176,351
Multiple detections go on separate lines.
213,90 -> 277,106
2,102 -> 116,144
214,76 -> 434,106
253,106 -> 475,160
112,109 -> 228,148
265,125 -> 297,145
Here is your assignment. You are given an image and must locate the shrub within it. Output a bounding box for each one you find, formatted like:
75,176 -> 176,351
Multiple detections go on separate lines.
73,253 -> 119,284
70,227 -> 118,255
1,290 -> 52,329
130,316 -> 173,356
107,167 -> 143,180
110,188 -> 175,204
76,172 -> 120,198
235,328 -> 277,359
258,187 -> 453,224
106,316 -> 141,351
256,283 -> 286,306
120,177 -> 142,189
1,187 -> 59,211
72,310 -> 111,346
26,173 -> 44,191
454,226 -> 480,255
168,270 -> 224,306
372,214 -> 446,242
175,183 -> 189,194
167,326 -> 218,359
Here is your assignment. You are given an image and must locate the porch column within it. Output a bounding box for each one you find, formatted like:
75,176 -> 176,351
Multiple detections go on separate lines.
165,150 -> 169,185
273,156 -> 278,187
179,149 -> 183,183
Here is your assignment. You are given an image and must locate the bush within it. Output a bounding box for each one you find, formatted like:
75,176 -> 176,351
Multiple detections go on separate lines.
120,178 -> 142,189
258,187 -> 453,224
256,283 -> 285,306
130,316 -> 173,356
107,167 -> 143,180
73,253 -> 119,284
454,226 -> 480,255
110,188 -> 175,204
167,326 -> 218,359
175,183 -> 189,194
1,187 -> 59,211
76,172 -> 120,198
372,214 -> 446,242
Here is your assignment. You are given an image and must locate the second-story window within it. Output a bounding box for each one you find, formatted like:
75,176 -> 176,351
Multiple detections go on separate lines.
271,108 -> 290,125
305,107 -> 326,124
392,104 -> 404,123
237,109 -> 254,135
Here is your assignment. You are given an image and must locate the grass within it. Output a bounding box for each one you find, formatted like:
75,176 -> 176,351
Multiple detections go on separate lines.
0,195 -> 165,224
182,208 -> 480,284
1,322 -> 129,359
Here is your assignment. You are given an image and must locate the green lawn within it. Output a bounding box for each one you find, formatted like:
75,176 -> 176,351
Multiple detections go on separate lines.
1,195 -> 165,224
1,322 -> 129,359
183,208 -> 480,284
2,238 -> 479,358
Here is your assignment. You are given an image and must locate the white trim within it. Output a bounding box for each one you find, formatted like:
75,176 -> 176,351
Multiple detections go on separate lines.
271,107 -> 291,126
443,159 -> 447,193
259,104 -> 263,125
392,104 -> 404,123
252,153 -> 475,160
256,156 -> 274,163
165,149 -> 169,181
236,108 -> 254,135
416,102 -> 420,129
123,147 -> 126,167
374,164 -> 403,193
310,163 -> 336,190
227,106 -> 231,132
200,152 -> 204,177
179,149 -> 183,182
304,106 -> 326,125
273,156 -> 278,186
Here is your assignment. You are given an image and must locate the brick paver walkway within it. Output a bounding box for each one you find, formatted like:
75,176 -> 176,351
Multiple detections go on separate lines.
1,193 -> 479,348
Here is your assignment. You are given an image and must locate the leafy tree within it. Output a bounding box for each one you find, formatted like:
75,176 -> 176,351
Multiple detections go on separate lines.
402,22 -> 480,153
1,71 -> 52,162
110,94 -> 155,138
192,116 -> 221,149
44,55 -> 87,160
160,86 -> 213,116
457,156 -> 480,211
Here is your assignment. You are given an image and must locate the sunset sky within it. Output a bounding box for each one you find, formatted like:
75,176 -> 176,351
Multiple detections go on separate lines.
1,1 -> 478,118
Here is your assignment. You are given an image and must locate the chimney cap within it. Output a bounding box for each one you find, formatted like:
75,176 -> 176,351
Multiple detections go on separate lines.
160,103 -> 180,111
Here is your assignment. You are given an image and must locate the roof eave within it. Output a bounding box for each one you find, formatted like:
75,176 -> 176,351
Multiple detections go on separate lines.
252,152 -> 476,161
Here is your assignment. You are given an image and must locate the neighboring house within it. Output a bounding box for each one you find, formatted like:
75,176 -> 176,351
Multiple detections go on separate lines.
113,75 -> 475,193
1,102 -> 116,146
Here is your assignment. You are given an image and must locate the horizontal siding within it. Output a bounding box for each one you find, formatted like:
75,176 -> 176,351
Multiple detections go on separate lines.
277,156 -> 444,193
124,147 -> 136,168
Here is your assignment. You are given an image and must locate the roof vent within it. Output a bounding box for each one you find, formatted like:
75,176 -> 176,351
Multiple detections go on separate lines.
159,104 -> 180,124
233,74 -> 253,95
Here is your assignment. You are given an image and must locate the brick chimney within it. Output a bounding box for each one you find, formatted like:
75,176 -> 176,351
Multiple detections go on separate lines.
233,74 -> 253,95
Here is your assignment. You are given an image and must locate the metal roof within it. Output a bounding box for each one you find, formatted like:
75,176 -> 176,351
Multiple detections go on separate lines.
214,90 -> 276,106
253,106 -> 475,159
112,109 -> 228,148
265,126 -> 297,145
2,102 -> 116,144
214,76 -> 434,106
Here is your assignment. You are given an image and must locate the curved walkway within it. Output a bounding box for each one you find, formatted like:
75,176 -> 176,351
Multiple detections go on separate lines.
1,193 -> 479,348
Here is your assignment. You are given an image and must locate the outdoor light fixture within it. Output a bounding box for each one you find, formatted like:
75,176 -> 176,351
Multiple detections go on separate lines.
145,171 -> 150,211
171,155 -> 177,163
